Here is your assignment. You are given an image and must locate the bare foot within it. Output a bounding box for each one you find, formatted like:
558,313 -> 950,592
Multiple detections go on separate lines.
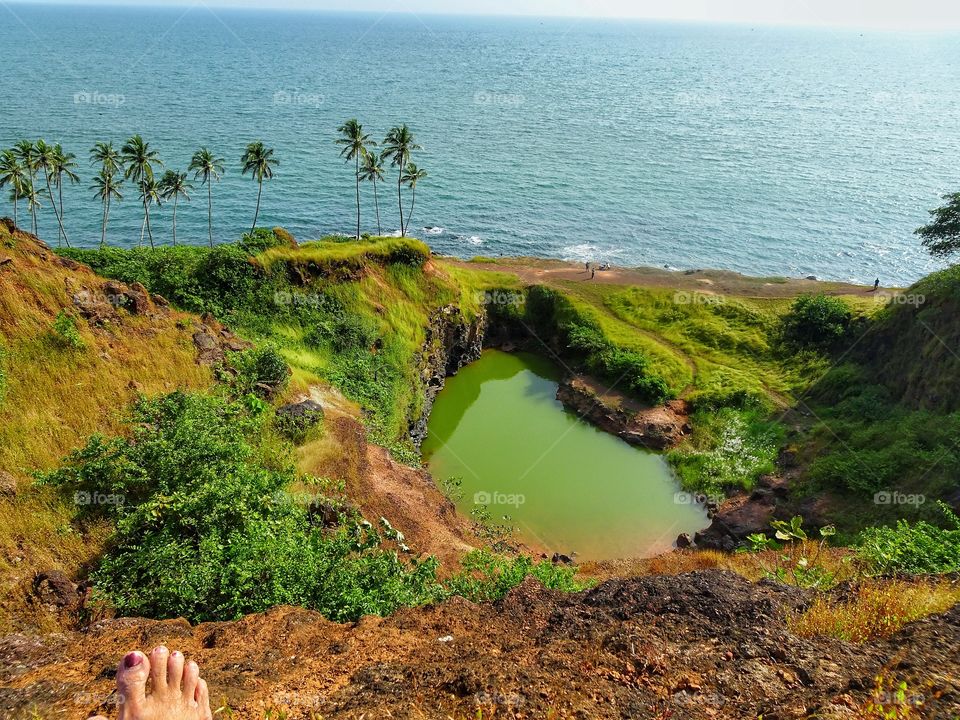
89,645 -> 212,720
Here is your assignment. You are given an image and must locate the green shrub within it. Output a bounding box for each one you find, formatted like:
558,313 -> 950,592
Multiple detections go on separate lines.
224,346 -> 290,397
442,549 -> 592,603
780,294 -> 853,349
857,504 -> 960,575
36,392 -> 442,622
51,310 -> 85,350
306,313 -> 380,353
274,404 -> 324,444
239,228 -> 287,255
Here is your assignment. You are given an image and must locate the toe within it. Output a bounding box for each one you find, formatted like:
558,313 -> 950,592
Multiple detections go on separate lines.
149,646 -> 169,691
196,678 -> 212,720
167,650 -> 185,692
116,650 -> 150,717
182,660 -> 199,701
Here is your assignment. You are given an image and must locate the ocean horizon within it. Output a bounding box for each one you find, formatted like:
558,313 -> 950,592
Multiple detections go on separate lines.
3,3 -> 960,284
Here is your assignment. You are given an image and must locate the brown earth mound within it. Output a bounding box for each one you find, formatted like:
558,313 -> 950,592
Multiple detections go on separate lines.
2,570 -> 957,720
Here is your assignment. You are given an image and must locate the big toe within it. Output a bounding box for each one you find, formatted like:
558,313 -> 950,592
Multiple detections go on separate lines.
116,650 -> 150,715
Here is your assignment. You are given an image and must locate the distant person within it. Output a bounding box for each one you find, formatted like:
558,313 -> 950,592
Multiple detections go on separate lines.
874,278 -> 880,291
88,646 -> 212,720
590,268 -> 596,280
584,261 -> 590,272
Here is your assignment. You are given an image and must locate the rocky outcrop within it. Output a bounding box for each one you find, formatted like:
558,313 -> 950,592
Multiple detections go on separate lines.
694,474 -> 794,550
191,313 -> 251,365
409,305 -> 486,447
556,375 -> 692,451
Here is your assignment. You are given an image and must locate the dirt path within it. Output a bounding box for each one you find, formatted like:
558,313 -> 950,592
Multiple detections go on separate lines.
447,257 -> 882,298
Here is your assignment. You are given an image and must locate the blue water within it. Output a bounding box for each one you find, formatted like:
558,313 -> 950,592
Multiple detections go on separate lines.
3,5 -> 960,284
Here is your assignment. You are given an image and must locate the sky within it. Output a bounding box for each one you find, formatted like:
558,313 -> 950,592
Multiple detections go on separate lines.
8,0 -> 960,30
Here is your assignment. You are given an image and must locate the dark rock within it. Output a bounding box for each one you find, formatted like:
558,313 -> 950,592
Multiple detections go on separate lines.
551,553 -> 574,565
126,282 -> 151,314
409,305 -> 486,447
0,257 -> 12,267
277,400 -> 325,422
0,470 -> 16,497
676,533 -> 693,549
557,377 -> 690,451
695,496 -> 775,550
31,571 -> 80,610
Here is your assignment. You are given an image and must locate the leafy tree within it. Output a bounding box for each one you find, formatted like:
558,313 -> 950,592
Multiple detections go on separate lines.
159,170 -> 193,245
136,176 -> 163,247
780,293 -> 853,349
188,148 -> 225,247
91,169 -> 123,248
12,140 -> 40,233
916,192 -> 960,259
359,149 -> 385,236
121,135 -> 163,248
0,149 -> 26,227
336,119 -> 375,240
400,162 -> 427,236
35,140 -> 71,247
381,125 -> 421,237
241,141 -> 277,235
51,144 -> 79,245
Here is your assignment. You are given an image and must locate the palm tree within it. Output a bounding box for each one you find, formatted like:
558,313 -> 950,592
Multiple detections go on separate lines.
90,141 -> 124,177
401,164 -> 428,236
381,125 -> 422,237
35,140 -> 70,247
92,169 -> 123,248
358,150 -> 385,236
159,170 -> 192,245
121,135 -> 163,248
136,176 -> 163,247
188,148 -> 225,247
0,150 -> 26,227
51,145 -> 79,245
336,119 -> 375,239
241,141 -> 277,235
22,180 -> 43,235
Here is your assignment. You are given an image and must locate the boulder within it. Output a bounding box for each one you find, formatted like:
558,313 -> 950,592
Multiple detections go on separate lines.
0,470 -> 16,497
676,533 -> 693,549
31,570 -> 80,610
695,495 -> 775,551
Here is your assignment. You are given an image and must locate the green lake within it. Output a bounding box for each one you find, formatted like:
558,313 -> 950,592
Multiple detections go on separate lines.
422,350 -> 709,561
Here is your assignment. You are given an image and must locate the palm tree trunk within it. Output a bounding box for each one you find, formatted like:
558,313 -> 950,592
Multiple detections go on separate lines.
58,183 -> 69,247
405,187 -> 417,237
355,155 -> 361,240
251,179 -> 263,235
144,199 -> 154,249
104,196 -> 112,248
12,189 -> 18,228
373,178 -> 381,236
397,170 -> 405,238
139,213 -> 147,247
44,173 -> 68,247
100,199 -> 107,248
172,196 -> 179,246
207,182 -> 213,248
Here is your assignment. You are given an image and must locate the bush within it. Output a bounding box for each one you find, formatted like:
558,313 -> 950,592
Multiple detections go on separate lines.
442,550 -> 592,603
857,503 -> 960,575
52,310 -> 85,350
239,228 -> 288,255
36,392 -> 442,622
306,313 -> 380,353
224,346 -> 290,398
780,294 -> 853,349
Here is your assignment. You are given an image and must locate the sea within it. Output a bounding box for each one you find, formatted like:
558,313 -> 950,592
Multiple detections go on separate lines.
3,4 -> 960,285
